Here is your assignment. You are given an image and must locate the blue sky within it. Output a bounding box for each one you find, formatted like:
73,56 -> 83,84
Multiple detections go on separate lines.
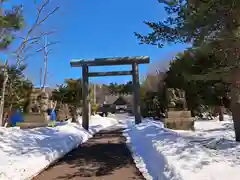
5,0 -> 189,86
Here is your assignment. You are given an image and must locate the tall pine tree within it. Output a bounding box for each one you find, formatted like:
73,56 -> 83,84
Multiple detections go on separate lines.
0,0 -> 24,49
135,0 -> 240,141
0,0 -> 24,126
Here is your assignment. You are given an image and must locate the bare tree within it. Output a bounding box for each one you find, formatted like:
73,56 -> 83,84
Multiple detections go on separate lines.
0,0 -> 60,126
36,34 -> 60,92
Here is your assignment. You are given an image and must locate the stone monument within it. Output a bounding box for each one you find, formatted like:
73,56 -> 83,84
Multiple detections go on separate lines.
17,91 -> 49,129
164,88 -> 195,130
39,92 -> 50,122
56,104 -> 71,121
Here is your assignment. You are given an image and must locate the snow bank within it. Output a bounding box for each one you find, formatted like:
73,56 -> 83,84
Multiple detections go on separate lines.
0,115 -> 118,180
177,116 -> 235,144
123,119 -> 240,180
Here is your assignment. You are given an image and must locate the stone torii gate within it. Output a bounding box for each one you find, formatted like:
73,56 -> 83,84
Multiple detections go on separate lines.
70,56 -> 150,130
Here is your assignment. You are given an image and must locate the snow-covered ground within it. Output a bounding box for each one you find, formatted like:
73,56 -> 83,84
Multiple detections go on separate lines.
1,113 -> 239,180
179,115 -> 234,140
122,115 -> 240,180
0,115 -> 118,180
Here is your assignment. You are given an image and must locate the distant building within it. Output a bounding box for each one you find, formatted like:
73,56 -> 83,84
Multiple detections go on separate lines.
114,96 -> 128,110
98,94 -> 133,112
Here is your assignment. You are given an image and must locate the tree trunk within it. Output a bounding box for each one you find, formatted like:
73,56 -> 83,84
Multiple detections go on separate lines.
219,106 -> 224,121
232,104 -> 240,141
0,69 -> 8,126
230,68 -> 240,141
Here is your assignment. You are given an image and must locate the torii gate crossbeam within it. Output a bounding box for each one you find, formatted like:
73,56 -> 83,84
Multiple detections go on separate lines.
70,56 -> 150,130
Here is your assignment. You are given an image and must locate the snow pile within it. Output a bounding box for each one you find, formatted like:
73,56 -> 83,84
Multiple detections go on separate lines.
123,119 -> 240,180
0,115 -> 118,180
177,116 -> 235,147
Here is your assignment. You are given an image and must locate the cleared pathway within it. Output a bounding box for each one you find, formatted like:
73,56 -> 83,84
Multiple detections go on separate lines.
33,126 -> 145,180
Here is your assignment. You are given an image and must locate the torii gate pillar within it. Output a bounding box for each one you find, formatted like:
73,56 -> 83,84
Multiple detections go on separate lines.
70,56 -> 150,130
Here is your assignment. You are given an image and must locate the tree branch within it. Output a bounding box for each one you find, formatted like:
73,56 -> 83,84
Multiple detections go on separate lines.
35,40 -> 60,53
14,0 -> 59,67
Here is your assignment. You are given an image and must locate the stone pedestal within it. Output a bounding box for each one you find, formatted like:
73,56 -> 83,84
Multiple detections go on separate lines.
17,112 -> 48,129
164,110 -> 195,130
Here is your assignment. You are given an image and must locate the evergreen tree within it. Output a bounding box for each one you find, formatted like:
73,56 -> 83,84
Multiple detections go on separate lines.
135,0 -> 240,141
0,0 -> 24,49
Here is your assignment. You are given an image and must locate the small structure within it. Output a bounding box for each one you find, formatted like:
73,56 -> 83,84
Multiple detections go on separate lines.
164,88 -> 195,130
70,56 -> 150,130
114,96 -> 129,111
101,95 -> 133,112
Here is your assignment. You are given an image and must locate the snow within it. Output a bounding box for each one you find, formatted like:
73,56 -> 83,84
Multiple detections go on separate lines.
1,113 -> 240,180
122,115 -> 240,180
0,115 -> 118,180
177,115 -> 235,145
